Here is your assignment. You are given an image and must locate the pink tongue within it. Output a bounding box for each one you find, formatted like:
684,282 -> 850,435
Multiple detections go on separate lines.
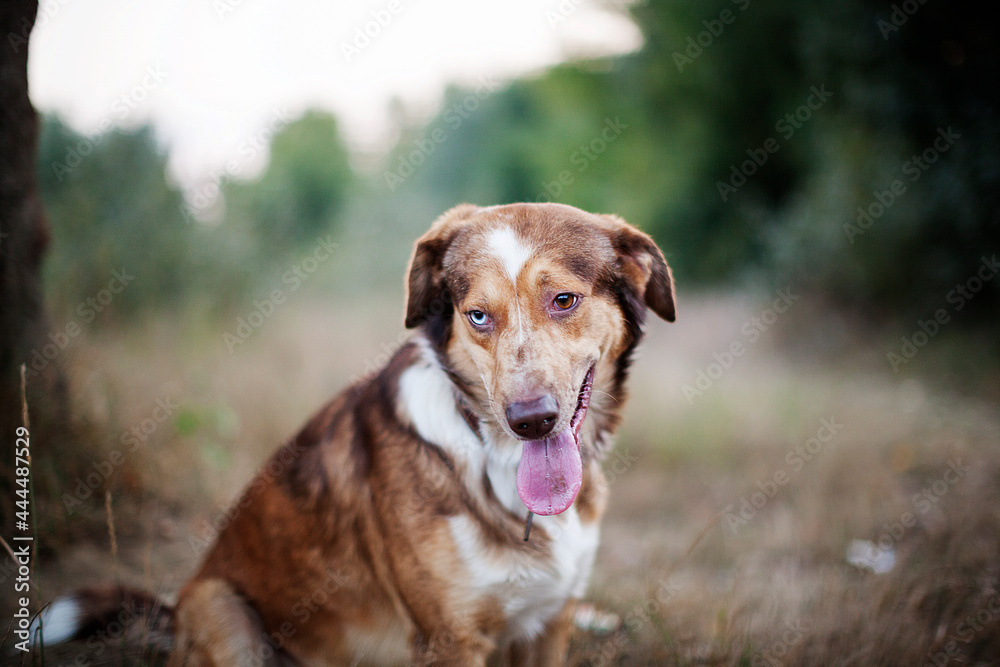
516,426 -> 582,516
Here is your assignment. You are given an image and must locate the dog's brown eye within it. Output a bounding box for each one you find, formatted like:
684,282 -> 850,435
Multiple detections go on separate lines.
553,294 -> 578,311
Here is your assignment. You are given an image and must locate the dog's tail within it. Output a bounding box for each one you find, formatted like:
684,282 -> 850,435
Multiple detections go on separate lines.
28,585 -> 174,653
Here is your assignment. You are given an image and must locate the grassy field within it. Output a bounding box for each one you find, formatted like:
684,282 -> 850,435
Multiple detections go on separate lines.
5,289 -> 1000,666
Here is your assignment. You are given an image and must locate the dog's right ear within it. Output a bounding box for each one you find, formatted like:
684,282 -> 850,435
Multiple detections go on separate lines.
405,204 -> 480,328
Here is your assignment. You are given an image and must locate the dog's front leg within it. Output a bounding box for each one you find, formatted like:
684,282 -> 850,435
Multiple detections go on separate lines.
410,624 -> 494,667
505,599 -> 576,667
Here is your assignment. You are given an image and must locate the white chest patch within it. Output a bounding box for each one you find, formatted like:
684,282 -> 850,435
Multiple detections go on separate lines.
449,510 -> 599,642
396,339 -> 600,641
485,226 -> 534,284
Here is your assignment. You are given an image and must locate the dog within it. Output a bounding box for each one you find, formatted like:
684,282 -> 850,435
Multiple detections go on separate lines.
31,202 -> 675,666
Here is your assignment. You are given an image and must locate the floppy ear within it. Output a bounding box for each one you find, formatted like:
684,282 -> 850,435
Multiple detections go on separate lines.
405,204 -> 480,328
603,215 -> 676,323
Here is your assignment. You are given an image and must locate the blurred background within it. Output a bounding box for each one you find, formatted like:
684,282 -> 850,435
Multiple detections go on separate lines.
2,0 -> 1000,664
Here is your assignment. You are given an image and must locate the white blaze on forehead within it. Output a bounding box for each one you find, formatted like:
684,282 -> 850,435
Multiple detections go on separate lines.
485,226 -> 534,284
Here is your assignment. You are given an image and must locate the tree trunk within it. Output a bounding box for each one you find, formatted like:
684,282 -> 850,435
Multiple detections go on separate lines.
0,0 -> 69,535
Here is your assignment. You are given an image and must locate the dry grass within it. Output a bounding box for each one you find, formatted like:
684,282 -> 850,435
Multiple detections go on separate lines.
4,289 -> 999,666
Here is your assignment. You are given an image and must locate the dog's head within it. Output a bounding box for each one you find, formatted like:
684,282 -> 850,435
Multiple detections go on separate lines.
405,203 -> 675,516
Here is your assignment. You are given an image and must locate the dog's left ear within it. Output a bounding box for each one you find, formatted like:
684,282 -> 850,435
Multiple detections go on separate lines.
602,215 -> 676,323
405,204 -> 480,328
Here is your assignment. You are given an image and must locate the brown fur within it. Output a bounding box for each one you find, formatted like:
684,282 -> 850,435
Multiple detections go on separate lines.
46,203 -> 675,666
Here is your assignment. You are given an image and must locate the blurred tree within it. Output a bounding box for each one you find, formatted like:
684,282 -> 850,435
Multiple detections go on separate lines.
36,109 -> 355,318
222,110 -> 353,254
37,117 -> 191,317
388,0 -> 1000,324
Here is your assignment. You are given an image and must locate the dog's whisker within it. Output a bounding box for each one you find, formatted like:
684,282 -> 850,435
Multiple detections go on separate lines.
592,389 -> 621,405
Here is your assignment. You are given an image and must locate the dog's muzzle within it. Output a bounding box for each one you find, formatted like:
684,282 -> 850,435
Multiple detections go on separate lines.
515,366 -> 595,516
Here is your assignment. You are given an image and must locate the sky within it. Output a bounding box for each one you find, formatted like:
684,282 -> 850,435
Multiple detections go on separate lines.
28,0 -> 641,190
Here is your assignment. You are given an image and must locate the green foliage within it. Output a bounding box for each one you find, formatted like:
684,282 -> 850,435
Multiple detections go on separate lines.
36,111 -> 354,321
37,117 -> 189,315
387,0 -> 1000,322
223,111 -> 352,252
34,1 -> 999,327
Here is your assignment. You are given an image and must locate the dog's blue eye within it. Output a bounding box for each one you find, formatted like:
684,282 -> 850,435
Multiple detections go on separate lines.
467,310 -> 490,328
553,294 -> 578,311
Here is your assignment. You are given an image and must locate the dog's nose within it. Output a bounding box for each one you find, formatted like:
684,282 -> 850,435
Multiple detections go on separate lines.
506,396 -> 558,439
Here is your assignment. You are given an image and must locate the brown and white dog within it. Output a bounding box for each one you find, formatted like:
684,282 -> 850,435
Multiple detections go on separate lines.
32,203 -> 675,666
